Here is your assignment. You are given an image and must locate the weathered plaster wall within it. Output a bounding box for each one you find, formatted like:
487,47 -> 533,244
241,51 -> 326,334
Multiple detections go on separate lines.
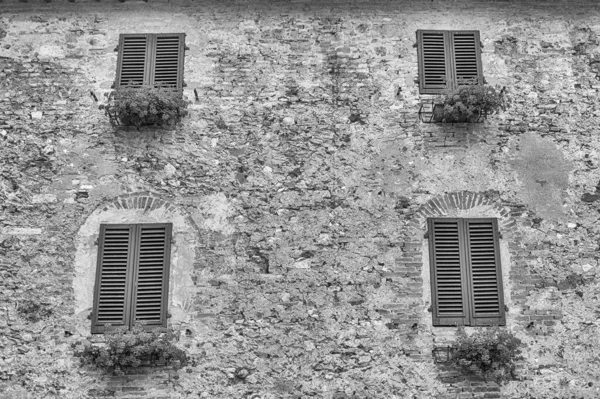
1,1 -> 600,398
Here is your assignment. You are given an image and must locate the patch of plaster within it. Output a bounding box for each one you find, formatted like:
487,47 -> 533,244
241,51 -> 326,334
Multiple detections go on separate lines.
525,286 -> 562,313
192,192 -> 235,235
511,133 -> 573,221
72,201 -> 197,334
413,144 -> 513,195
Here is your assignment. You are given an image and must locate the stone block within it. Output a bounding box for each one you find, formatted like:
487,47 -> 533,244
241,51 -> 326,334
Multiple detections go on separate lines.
4,227 -> 43,235
32,194 -> 57,204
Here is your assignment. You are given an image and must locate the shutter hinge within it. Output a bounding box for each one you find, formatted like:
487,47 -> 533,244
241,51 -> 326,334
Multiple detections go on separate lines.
94,238 -> 98,245
498,231 -> 503,239
111,82 -> 115,89
114,45 -> 119,52
424,230 -> 429,239
185,45 -> 190,51
412,42 -> 418,48
182,82 -> 187,88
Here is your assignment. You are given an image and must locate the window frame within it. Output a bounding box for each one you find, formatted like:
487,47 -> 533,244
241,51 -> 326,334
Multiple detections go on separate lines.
427,218 -> 505,327
91,223 -> 172,334
416,30 -> 484,94
115,33 -> 186,90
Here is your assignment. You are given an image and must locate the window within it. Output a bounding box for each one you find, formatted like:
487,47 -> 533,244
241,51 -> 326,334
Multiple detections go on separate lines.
428,218 -> 505,326
416,30 -> 483,94
91,223 -> 172,334
115,33 -> 186,90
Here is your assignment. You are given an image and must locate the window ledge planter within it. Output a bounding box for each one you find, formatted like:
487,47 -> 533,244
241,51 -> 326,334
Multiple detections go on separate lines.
418,101 -> 486,123
418,84 -> 507,124
73,326 -> 187,376
101,85 -> 189,130
442,327 -> 525,384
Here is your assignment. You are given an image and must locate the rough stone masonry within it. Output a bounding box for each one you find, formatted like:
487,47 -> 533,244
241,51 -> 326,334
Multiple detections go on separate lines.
0,0 -> 600,398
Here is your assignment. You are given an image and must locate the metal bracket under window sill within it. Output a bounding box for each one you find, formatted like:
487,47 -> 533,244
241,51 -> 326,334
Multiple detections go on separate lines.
418,101 -> 486,124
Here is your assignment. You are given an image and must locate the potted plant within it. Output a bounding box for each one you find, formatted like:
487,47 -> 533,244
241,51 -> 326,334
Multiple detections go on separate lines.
101,83 -> 189,129
450,327 -> 524,383
73,326 -> 187,376
437,84 -> 508,123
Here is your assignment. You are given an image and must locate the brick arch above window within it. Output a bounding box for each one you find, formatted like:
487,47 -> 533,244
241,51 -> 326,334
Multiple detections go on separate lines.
73,192 -> 200,334
412,191 -> 516,234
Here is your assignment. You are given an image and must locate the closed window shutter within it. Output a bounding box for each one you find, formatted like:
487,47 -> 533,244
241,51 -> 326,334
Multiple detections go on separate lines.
450,31 -> 483,87
131,224 -> 172,330
417,30 -> 452,94
465,219 -> 505,326
116,35 -> 150,88
151,34 -> 185,90
428,219 -> 470,326
92,223 -> 172,333
92,225 -> 135,334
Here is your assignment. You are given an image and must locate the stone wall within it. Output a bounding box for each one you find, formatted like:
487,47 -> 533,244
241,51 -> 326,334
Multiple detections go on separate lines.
1,1 -> 600,398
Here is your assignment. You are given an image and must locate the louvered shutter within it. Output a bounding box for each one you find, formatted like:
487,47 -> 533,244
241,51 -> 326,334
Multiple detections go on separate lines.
417,30 -> 452,94
116,35 -> 150,88
150,34 -> 185,90
428,219 -> 470,326
92,225 -> 135,334
131,224 -> 172,330
92,223 -> 172,334
464,219 -> 505,326
450,31 -> 483,87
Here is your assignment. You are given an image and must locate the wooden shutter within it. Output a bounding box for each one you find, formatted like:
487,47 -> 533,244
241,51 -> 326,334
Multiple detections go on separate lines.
92,223 -> 172,333
464,219 -> 505,326
417,30 -> 452,94
92,225 -> 135,334
450,31 -> 483,87
131,224 -> 172,330
417,30 -> 483,94
151,34 -> 185,90
428,219 -> 470,326
115,33 -> 185,90
428,218 -> 505,327
116,34 -> 150,88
